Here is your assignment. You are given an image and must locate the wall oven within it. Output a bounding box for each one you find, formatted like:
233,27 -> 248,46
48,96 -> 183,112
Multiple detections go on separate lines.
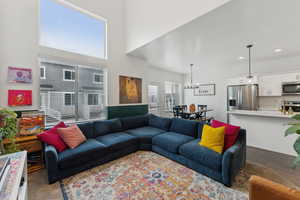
282,82 -> 300,95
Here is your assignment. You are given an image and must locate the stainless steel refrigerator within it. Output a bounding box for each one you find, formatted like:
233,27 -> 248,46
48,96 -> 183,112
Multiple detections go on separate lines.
227,84 -> 259,111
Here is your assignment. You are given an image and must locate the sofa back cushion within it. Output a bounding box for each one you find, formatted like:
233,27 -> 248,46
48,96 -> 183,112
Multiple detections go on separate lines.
77,122 -> 94,138
149,114 -> 171,131
120,114 -> 149,130
94,119 -> 123,137
197,121 -> 206,138
170,118 -> 198,138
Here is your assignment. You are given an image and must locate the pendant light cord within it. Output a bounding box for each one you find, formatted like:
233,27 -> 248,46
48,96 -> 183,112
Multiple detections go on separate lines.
190,64 -> 193,85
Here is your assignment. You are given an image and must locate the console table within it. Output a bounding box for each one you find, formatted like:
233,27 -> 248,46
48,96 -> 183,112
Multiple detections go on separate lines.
0,151 -> 27,200
3,136 -> 44,173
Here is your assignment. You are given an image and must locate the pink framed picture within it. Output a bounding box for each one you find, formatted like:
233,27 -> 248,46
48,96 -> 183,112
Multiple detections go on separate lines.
7,66 -> 32,83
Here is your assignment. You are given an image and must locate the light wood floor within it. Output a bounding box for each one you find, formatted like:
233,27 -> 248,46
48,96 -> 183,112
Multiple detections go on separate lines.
28,147 -> 300,200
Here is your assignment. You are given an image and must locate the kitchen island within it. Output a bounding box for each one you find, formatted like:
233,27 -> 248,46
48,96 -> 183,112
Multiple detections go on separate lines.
228,110 -> 299,156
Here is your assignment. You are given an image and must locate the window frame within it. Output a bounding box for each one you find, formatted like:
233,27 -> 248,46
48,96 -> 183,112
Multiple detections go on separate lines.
40,66 -> 46,79
64,92 -> 75,106
87,93 -> 100,105
63,69 -> 75,81
93,73 -> 103,84
39,0 -> 108,60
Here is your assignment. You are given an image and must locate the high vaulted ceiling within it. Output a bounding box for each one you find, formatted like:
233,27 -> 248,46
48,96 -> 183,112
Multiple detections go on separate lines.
129,0 -> 300,74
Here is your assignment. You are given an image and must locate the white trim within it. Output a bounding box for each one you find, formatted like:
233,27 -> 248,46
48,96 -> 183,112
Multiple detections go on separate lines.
40,66 -> 46,79
63,92 -> 75,106
63,69 -> 75,81
93,73 -> 103,84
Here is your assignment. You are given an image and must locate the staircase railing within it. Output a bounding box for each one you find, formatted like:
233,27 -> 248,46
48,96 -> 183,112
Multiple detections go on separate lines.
40,106 -> 62,121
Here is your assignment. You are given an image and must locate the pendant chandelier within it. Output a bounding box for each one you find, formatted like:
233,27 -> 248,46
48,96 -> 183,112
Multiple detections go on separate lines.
184,64 -> 199,89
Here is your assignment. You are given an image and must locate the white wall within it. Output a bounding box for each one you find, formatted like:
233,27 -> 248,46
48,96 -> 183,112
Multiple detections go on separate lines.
0,0 -> 184,110
0,0 -> 39,111
125,0 -> 232,53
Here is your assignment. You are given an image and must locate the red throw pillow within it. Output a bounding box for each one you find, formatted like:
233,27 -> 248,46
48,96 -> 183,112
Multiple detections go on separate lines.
37,121 -> 68,152
211,120 -> 240,151
57,124 -> 87,149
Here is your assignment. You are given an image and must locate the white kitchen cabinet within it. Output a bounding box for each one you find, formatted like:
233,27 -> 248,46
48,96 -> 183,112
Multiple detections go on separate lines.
281,73 -> 300,82
258,75 -> 282,96
227,76 -> 258,85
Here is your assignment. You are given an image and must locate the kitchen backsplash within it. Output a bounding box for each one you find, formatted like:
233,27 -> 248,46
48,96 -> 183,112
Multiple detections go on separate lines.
259,96 -> 300,110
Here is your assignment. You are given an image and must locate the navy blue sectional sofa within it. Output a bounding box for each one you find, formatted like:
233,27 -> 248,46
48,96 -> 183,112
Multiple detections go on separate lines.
44,114 -> 246,186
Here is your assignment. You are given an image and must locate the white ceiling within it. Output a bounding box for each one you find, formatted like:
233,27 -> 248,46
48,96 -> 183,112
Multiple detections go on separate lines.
129,0 -> 300,74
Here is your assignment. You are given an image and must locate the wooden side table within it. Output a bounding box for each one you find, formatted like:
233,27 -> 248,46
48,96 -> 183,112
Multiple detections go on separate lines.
3,136 -> 44,173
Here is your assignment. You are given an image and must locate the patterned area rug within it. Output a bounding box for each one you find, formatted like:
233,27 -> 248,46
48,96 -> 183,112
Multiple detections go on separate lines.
60,151 -> 248,200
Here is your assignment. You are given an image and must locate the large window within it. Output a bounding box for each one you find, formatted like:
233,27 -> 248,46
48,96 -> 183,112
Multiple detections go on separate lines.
40,60 -> 106,125
164,81 -> 182,111
40,0 -> 107,59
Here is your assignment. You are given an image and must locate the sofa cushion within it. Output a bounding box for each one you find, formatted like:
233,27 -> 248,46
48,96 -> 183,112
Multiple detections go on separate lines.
125,126 -> 166,144
149,114 -> 171,131
120,115 -> 149,130
94,119 -> 123,137
77,122 -> 94,139
152,132 -> 194,153
197,121 -> 206,139
37,121 -> 68,152
179,139 -> 223,172
211,120 -> 241,151
58,139 -> 107,169
95,132 -> 138,151
170,118 -> 198,138
57,124 -> 87,149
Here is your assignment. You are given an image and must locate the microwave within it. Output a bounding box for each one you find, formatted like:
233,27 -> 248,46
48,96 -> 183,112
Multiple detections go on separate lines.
282,82 -> 300,95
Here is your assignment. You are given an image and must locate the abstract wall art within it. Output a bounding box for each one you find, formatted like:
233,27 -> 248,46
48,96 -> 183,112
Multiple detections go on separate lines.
7,67 -> 32,83
119,75 -> 142,104
8,90 -> 32,106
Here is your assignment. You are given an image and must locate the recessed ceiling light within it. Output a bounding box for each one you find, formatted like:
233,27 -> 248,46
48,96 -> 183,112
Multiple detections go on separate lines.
274,48 -> 283,53
238,56 -> 245,60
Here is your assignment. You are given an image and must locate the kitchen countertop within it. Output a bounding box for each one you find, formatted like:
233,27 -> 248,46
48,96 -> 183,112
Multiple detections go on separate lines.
227,110 -> 300,118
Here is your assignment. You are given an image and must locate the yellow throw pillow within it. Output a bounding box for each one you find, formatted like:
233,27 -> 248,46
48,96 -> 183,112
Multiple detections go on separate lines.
199,124 -> 225,154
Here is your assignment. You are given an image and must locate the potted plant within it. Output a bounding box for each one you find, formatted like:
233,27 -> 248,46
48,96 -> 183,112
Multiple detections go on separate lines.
0,108 -> 19,154
285,114 -> 300,169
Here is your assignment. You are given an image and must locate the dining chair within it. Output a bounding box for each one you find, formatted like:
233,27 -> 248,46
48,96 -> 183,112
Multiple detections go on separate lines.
197,105 -> 208,121
172,106 -> 181,118
177,105 -> 190,119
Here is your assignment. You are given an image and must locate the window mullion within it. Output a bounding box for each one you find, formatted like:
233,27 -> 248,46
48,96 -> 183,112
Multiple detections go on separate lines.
75,66 -> 79,121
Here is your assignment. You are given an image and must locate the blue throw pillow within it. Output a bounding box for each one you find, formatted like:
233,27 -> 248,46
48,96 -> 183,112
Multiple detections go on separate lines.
149,114 -> 171,131
93,119 -> 123,137
170,118 -> 198,138
120,115 -> 149,130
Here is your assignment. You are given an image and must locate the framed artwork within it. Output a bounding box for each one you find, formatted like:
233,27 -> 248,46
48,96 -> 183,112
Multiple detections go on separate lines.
8,90 -> 32,106
7,67 -> 32,83
194,84 -> 216,96
19,111 -> 45,136
119,75 -> 142,104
